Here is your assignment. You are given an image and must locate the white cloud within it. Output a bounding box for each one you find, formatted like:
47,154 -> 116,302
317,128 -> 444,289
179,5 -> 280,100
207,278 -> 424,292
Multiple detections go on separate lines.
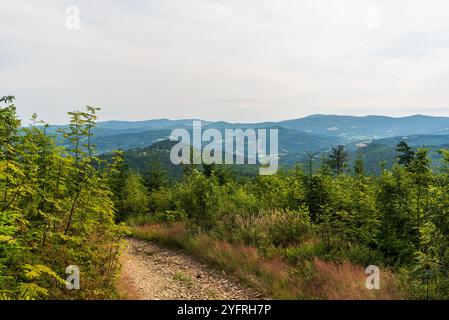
1,0 -> 449,124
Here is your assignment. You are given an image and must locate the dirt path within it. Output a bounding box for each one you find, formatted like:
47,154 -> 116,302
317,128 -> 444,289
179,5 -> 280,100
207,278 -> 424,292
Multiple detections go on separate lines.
117,238 -> 264,300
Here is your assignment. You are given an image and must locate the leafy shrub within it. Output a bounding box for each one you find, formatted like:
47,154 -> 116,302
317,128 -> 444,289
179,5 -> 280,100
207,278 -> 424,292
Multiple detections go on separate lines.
282,241 -> 327,264
0,98 -> 125,299
120,172 -> 149,218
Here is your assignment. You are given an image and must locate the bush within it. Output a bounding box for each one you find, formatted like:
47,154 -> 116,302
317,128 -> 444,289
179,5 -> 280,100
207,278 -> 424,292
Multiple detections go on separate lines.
148,187 -> 175,213
120,172 -> 149,218
222,209 -> 313,253
342,244 -> 385,267
266,209 -> 312,247
282,241 -> 327,264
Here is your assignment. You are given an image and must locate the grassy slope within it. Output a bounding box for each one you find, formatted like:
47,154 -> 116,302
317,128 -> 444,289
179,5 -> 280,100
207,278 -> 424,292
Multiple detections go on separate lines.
132,222 -> 404,300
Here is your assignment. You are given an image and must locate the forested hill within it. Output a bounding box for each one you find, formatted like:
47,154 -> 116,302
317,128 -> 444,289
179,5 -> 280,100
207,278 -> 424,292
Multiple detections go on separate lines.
43,114 -> 449,175
45,114 -> 449,152
47,114 -> 449,140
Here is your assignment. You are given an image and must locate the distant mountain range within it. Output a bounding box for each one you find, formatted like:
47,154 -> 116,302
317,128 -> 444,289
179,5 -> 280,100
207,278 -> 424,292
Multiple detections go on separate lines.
278,114 -> 449,141
47,114 -> 449,174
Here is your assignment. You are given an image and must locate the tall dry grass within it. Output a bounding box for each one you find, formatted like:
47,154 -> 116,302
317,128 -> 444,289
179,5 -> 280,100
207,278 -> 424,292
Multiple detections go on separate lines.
132,223 -> 403,300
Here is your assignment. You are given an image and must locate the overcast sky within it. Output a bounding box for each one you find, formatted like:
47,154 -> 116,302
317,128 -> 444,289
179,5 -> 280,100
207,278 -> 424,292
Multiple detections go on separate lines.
1,0 -> 449,124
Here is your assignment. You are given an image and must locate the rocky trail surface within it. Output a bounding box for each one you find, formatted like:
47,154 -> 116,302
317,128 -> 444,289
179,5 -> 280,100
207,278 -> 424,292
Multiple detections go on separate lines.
118,238 -> 264,300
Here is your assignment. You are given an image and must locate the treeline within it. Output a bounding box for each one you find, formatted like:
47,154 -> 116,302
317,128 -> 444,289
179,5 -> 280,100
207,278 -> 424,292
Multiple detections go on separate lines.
121,143 -> 449,299
0,97 -> 126,299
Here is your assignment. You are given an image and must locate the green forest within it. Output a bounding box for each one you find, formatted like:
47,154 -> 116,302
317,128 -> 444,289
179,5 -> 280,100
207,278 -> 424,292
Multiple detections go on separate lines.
1,96 -> 449,299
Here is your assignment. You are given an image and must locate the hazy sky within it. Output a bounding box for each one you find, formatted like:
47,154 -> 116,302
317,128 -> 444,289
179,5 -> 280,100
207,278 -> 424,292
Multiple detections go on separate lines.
1,0 -> 449,124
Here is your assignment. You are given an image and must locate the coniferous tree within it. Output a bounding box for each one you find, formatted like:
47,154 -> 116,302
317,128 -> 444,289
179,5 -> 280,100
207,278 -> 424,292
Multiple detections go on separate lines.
409,148 -> 432,230
327,145 -> 349,175
144,161 -> 169,191
396,140 -> 415,167
354,153 -> 365,177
